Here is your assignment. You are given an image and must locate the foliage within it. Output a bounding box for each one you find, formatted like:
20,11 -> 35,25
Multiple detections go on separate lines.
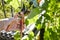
25,0 -> 60,40
0,0 -> 60,40
25,7 -> 41,25
14,31 -> 21,40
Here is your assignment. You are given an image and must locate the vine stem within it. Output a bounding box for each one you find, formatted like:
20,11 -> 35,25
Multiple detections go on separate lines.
1,0 -> 6,18
20,12 -> 25,39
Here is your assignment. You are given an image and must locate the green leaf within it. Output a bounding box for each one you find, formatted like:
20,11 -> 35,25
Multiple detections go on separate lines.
26,7 -> 41,24
4,0 -> 12,4
10,0 -> 19,10
14,31 -> 21,40
36,24 -> 41,30
28,31 -> 34,40
27,8 -> 40,19
44,13 -> 51,20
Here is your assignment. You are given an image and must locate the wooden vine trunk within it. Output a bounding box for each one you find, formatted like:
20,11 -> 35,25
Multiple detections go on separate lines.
19,12 -> 25,38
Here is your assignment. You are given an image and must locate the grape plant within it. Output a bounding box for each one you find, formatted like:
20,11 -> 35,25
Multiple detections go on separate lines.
0,0 -> 60,40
